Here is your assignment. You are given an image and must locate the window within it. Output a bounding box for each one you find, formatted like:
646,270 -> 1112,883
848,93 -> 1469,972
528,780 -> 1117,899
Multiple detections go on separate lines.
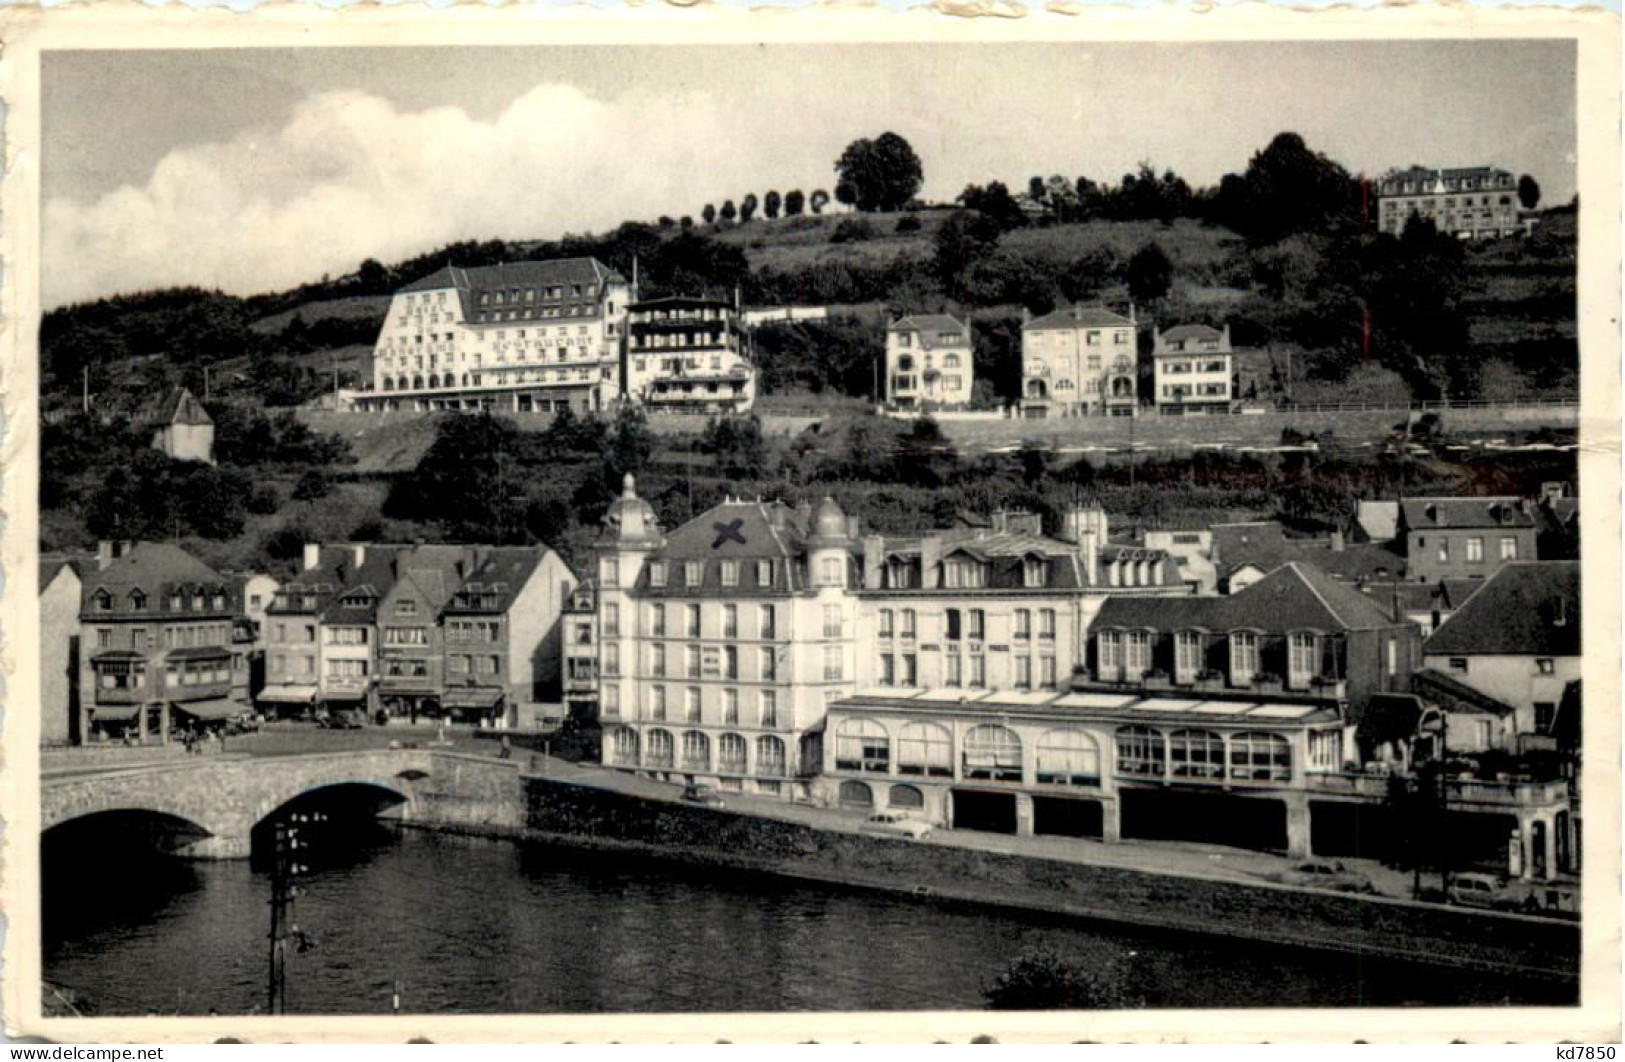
723,604 -> 738,639
650,562 -> 668,588
756,560 -> 773,587
1170,729 -> 1226,779
686,604 -> 701,638
1437,539 -> 1450,564
1308,730 -> 1342,772
1014,656 -> 1032,690
1014,609 -> 1032,641
718,732 -> 747,773
650,686 -> 667,720
130,591 -> 148,612
823,605 -> 843,638
396,599 -> 418,616
1036,729 -> 1100,786
1125,630 -> 1152,677
1115,726 -> 1165,777
681,730 -> 710,771
759,605 -> 776,640
759,647 -> 777,682
609,726 -> 639,766
945,609 -> 962,641
824,646 -> 843,681
685,687 -> 702,723
1448,657 -> 1468,673
756,735 -> 786,775
1230,631 -> 1259,686
600,685 -> 620,718
1499,536 -> 1519,560
1536,658 -> 1555,675
879,654 -> 895,685
1098,631 -> 1124,681
651,603 -> 666,637
1535,701 -> 1557,733
604,603 -> 620,637
1175,631 -> 1203,684
1466,537 -> 1484,563
963,725 -> 1022,782
1288,633 -> 1318,690
901,610 -> 917,639
724,646 -> 738,679
96,628 -> 112,649
836,719 -> 890,773
759,690 -> 778,728
879,609 -> 894,638
685,645 -> 702,679
943,558 -> 987,589
1040,656 -> 1057,690
820,557 -> 844,586
602,643 -> 620,677
1229,732 -> 1291,782
945,653 -> 962,687
896,722 -> 953,777
602,558 -> 619,588
901,653 -> 917,687
969,654 -> 986,688
1023,558 -> 1047,588
721,561 -> 738,587
723,689 -> 739,725
968,609 -> 985,641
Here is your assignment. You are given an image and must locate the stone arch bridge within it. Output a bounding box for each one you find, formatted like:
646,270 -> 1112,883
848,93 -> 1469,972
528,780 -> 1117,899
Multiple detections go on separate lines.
42,749 -> 523,858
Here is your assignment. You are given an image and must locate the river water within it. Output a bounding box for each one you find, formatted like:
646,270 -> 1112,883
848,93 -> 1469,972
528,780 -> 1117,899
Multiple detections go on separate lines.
43,820 -> 1570,1016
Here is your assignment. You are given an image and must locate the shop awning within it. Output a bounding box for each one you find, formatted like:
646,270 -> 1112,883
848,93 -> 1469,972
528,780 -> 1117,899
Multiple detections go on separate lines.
257,685 -> 318,704
91,650 -> 147,663
167,646 -> 232,661
442,687 -> 505,710
90,704 -> 143,721
322,691 -> 368,705
173,698 -> 240,721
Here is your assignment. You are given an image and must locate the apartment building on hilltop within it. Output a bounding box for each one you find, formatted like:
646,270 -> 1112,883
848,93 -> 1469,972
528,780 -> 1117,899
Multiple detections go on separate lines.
1019,304 -> 1138,419
885,314 -> 974,409
625,296 -> 755,414
1151,324 -> 1233,415
1373,166 -> 1528,240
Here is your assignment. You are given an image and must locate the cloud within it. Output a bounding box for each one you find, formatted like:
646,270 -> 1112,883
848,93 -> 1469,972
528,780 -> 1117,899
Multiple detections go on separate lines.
42,84 -> 810,307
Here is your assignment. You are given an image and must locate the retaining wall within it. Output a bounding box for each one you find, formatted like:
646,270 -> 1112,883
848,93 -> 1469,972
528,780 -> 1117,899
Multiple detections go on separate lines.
520,775 -> 1578,983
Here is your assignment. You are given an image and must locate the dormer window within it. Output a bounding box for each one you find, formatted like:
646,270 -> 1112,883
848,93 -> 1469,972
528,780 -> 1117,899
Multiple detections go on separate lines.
93,589 -> 112,612
756,560 -> 773,587
685,562 -> 702,587
1230,631 -> 1259,686
212,593 -> 226,611
191,593 -> 204,611
650,562 -> 668,588
1022,557 -> 1047,588
129,590 -> 147,611
942,557 -> 987,590
1288,632 -> 1319,690
1174,631 -> 1203,684
170,593 -> 183,611
398,600 -> 418,616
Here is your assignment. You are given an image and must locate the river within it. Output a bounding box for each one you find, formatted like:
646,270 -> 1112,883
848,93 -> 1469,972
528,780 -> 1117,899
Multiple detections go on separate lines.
43,820 -> 1571,1016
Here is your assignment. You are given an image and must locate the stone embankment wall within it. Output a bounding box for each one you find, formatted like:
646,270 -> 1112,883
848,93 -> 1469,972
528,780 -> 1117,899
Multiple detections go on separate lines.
408,753 -> 525,830
519,776 -> 1578,983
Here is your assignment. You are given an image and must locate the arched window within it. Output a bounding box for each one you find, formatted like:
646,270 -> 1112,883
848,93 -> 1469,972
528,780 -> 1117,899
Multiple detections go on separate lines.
1115,726 -> 1165,777
1229,732 -> 1292,782
382,377 -> 395,391
896,722 -> 953,777
838,780 -> 874,808
681,730 -> 711,771
398,376 -> 410,392
461,373 -> 470,387
835,719 -> 890,774
1169,729 -> 1226,779
1036,728 -> 1100,786
610,726 -> 639,767
755,735 -> 786,777
943,353 -> 961,368
428,374 -> 440,388
888,784 -> 925,809
645,728 -> 674,769
718,732 -> 748,773
963,724 -> 1022,782
412,376 -> 424,389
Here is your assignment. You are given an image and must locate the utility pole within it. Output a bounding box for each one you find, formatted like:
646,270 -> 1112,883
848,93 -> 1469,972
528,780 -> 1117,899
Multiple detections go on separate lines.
82,366 -> 90,414
268,814 -> 317,1015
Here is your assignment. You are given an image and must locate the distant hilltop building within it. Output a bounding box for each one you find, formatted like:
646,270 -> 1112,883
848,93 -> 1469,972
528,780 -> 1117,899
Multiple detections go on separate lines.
350,258 -> 761,416
354,258 -> 633,415
626,295 -> 755,414
150,386 -> 214,464
1019,303 -> 1138,419
884,314 -> 974,409
1373,166 -> 1530,240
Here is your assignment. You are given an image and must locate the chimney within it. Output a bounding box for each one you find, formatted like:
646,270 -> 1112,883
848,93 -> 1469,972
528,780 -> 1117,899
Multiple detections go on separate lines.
302,543 -> 321,571
920,535 -> 943,590
1330,529 -> 1345,553
352,544 -> 366,568
1128,302 -> 1137,325
846,516 -> 861,540
862,534 -> 885,589
1222,323 -> 1232,348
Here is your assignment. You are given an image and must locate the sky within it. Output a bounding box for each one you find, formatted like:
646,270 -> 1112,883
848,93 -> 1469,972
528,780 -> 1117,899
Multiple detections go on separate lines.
41,40 -> 1576,308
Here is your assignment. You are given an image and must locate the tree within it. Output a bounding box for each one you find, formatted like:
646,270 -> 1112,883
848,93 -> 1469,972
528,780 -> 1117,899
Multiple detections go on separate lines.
1216,132 -> 1359,246
702,203 -> 717,225
784,189 -> 806,216
657,215 -> 676,230
699,416 -> 768,478
720,199 -> 738,224
740,193 -> 759,223
291,469 -> 331,502
764,190 -> 782,219
809,189 -> 830,215
933,210 -> 1005,293
357,258 -> 389,292
1028,175 -> 1046,201
984,946 -> 1147,1010
383,413 -> 532,544
956,181 -> 1027,232
679,215 -> 694,230
1518,174 -> 1542,210
1126,242 -> 1174,303
833,133 -> 924,212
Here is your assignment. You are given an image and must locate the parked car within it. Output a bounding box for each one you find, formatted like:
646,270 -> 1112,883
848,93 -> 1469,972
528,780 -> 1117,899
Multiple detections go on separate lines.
1446,873 -> 1549,913
680,783 -> 725,808
225,711 -> 261,736
317,712 -> 363,730
859,811 -> 932,840
1276,859 -> 1375,894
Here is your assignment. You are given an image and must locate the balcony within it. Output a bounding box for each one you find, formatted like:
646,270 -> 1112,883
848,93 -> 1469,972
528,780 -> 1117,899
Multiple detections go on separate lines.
93,685 -> 146,706
1305,772 -> 1572,809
